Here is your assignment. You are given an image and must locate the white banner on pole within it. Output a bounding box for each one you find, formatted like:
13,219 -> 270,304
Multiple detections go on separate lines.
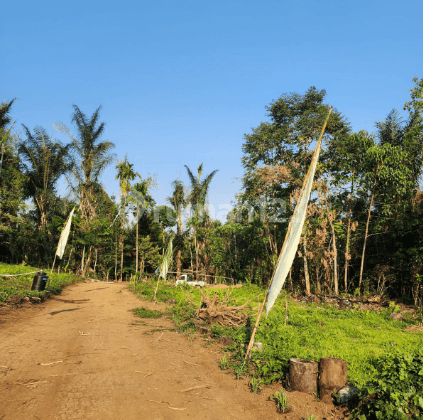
266,139 -> 323,315
159,238 -> 173,280
56,207 -> 76,259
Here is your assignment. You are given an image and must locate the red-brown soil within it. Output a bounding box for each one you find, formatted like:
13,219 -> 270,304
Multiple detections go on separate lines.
0,282 -> 347,419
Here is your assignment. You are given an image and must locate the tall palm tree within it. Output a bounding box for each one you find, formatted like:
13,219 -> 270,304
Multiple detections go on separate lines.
19,126 -> 73,228
184,163 -> 218,279
167,180 -> 186,279
116,156 -> 139,281
55,105 -> 115,220
54,105 -> 115,275
132,179 -> 154,274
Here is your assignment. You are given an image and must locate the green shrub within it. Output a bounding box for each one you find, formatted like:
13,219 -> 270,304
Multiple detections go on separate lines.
351,353 -> 423,419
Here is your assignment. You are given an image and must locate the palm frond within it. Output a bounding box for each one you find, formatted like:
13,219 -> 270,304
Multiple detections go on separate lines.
184,165 -> 198,188
0,98 -> 16,130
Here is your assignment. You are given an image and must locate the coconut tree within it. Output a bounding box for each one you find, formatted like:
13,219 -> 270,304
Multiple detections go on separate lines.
132,178 -> 154,274
55,105 -> 115,220
167,179 -> 186,279
116,156 -> 139,281
184,163 -> 218,279
54,105 -> 115,275
19,126 -> 73,228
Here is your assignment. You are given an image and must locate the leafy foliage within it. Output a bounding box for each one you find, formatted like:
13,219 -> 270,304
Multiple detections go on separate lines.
351,354 -> 423,420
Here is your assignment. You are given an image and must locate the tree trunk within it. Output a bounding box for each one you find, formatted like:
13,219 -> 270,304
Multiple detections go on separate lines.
194,229 -> 199,280
289,358 -> 319,394
303,238 -> 311,296
319,358 -> 348,404
81,245 -> 86,273
176,249 -> 182,279
120,195 -> 127,282
358,176 -> 377,296
114,232 -> 118,280
35,195 -> 47,229
82,245 -> 93,277
331,227 -> 338,296
93,248 -> 98,274
135,204 -> 139,274
316,265 -> 321,293
176,207 -> 182,279
344,171 -> 354,293
189,241 -> 193,273
119,232 -> 124,282
324,192 -> 338,296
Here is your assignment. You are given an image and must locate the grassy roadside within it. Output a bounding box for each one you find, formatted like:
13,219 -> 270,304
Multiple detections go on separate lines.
0,262 -> 83,303
129,278 -> 423,388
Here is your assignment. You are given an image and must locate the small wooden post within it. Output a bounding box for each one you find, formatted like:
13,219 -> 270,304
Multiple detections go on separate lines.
284,299 -> 288,326
244,291 -> 268,360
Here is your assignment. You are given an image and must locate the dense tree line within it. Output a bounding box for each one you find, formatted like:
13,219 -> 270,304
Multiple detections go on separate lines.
1,78 -> 422,303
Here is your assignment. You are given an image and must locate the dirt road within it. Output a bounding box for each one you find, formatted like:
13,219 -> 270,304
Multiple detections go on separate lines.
0,282 -> 346,420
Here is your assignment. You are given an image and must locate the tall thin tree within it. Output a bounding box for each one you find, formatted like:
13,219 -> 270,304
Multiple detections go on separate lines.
168,180 -> 186,279
116,156 -> 138,281
184,163 -> 218,279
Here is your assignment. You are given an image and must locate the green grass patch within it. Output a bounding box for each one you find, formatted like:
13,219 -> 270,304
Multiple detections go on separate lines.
131,307 -> 163,319
129,278 -> 423,388
0,262 -> 83,302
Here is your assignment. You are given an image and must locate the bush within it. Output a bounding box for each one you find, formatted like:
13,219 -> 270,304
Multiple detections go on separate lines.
351,353 -> 423,419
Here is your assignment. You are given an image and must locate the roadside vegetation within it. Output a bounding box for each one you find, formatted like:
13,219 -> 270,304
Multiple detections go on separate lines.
130,278 -> 423,389
130,278 -> 423,418
0,262 -> 82,303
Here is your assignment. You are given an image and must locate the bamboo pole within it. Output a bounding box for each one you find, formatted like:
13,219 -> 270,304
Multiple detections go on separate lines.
46,253 -> 58,290
244,291 -> 268,359
244,107 -> 332,360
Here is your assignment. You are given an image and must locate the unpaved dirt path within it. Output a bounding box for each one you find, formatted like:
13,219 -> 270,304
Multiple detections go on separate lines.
0,282 -> 346,420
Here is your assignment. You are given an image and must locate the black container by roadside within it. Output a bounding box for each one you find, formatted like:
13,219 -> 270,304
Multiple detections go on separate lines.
31,271 -> 48,291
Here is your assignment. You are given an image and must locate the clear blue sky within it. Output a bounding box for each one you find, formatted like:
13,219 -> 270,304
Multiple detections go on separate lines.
2,0 -> 422,221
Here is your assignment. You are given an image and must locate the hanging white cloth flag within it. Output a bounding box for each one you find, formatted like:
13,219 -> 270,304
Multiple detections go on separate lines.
266,109 -> 332,315
159,237 -> 173,280
56,207 -> 76,259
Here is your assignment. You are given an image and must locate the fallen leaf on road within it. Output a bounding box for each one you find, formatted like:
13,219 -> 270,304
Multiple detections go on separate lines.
38,361 -> 63,366
181,384 -> 212,393
146,399 -> 186,411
